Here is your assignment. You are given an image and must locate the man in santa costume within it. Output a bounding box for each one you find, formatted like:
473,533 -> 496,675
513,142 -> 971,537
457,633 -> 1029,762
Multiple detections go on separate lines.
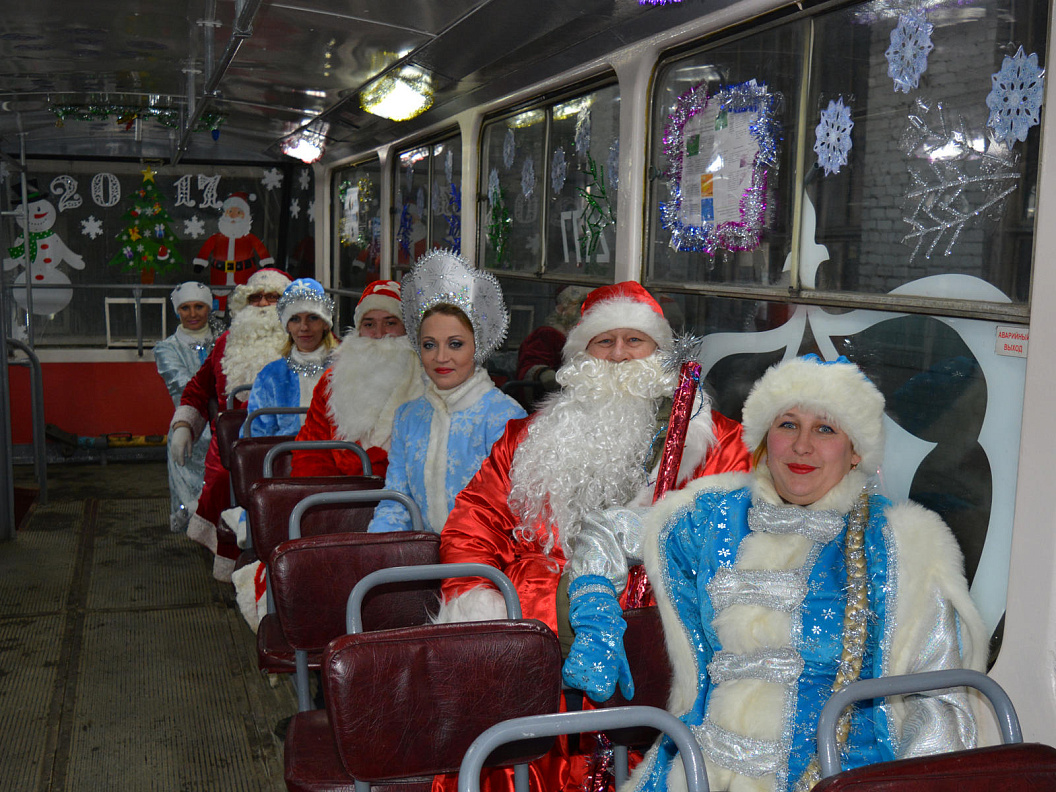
169,267 -> 291,581
292,279 -> 424,477
515,284 -> 591,391
193,192 -> 275,310
432,281 -> 752,792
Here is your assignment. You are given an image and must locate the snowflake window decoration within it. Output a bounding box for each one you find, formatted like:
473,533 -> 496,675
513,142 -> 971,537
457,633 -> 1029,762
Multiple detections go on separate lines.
886,11 -> 934,94
503,129 -> 516,170
607,140 -> 620,192
183,215 -> 205,239
986,46 -> 1045,148
81,215 -> 103,239
575,109 -> 592,156
551,147 -> 568,194
445,148 -> 454,184
814,97 -> 854,176
289,199 -> 301,219
660,79 -> 780,254
522,156 -> 536,199
900,98 -> 1021,259
261,168 -> 283,191
487,168 -> 501,207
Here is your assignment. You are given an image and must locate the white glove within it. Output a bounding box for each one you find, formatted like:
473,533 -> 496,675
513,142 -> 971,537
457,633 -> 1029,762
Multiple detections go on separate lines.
170,426 -> 194,466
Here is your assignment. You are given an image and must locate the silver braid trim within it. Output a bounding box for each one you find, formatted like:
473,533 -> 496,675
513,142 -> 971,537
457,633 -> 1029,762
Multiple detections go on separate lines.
697,718 -> 786,777
707,648 -> 805,685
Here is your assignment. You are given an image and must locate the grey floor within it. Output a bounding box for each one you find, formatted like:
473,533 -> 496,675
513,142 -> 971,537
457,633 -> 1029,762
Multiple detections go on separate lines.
3,462 -> 295,792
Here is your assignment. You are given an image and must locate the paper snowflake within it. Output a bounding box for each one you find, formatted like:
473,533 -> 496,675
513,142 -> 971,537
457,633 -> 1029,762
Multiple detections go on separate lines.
488,168 -> 501,206
290,198 -> 301,219
814,98 -> 854,176
80,215 -> 103,239
521,156 -> 536,199
886,11 -> 934,94
445,148 -> 454,184
986,46 -> 1045,148
607,141 -> 620,192
261,167 -> 284,191
503,129 -> 516,170
551,147 -> 567,194
298,169 -> 310,191
183,215 -> 206,239
901,99 -> 1021,259
308,200 -> 316,224
575,109 -> 592,156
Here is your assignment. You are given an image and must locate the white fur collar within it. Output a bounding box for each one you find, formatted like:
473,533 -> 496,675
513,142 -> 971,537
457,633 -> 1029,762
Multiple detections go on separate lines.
423,366 -> 494,414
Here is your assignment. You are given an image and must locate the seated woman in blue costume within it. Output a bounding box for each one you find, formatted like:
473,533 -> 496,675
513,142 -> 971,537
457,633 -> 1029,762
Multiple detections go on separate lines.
368,249 -> 526,534
244,277 -> 337,438
561,354 -> 987,792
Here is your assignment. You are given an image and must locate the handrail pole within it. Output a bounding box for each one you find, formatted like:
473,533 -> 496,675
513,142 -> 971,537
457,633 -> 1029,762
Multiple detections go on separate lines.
6,341 -> 46,505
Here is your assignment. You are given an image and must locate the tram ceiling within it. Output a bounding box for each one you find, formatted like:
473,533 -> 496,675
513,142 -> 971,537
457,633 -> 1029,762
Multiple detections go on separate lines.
0,0 -> 720,165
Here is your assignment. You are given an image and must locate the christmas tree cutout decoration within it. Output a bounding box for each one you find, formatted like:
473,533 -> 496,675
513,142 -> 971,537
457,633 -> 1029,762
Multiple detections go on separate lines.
108,168 -> 185,280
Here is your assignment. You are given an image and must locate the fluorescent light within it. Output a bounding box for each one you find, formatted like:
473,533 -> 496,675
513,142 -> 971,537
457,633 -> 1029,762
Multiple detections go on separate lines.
360,66 -> 434,122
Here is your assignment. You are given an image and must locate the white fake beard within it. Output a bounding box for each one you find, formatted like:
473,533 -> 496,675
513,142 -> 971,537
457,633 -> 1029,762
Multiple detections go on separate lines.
219,214 -> 252,239
508,352 -> 675,557
221,305 -> 287,391
327,333 -> 420,447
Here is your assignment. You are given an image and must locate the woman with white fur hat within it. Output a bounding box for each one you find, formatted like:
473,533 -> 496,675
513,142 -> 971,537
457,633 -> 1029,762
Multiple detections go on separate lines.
154,281 -> 216,531
562,354 -> 987,792
243,277 -> 337,438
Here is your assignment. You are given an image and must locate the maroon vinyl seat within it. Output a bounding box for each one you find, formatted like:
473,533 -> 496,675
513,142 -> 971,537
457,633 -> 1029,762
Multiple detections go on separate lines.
283,620 -> 562,792
249,478 -> 386,674
229,435 -> 298,509
268,531 -> 441,686
214,408 -> 248,471
811,743 -> 1056,792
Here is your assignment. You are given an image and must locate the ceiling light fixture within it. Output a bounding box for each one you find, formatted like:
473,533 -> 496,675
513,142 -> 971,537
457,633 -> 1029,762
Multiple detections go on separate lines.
282,122 -> 328,164
360,65 -> 434,122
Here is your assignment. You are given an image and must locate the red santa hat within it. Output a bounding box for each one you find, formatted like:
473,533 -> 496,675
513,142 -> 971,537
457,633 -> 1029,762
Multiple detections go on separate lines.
353,280 -> 402,329
562,281 -> 674,361
223,192 -> 252,216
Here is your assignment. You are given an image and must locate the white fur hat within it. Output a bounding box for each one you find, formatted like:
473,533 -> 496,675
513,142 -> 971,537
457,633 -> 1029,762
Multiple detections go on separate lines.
741,355 -> 886,474
562,281 -> 674,361
228,268 -> 292,315
354,280 -> 402,329
170,281 -> 213,313
277,278 -> 334,327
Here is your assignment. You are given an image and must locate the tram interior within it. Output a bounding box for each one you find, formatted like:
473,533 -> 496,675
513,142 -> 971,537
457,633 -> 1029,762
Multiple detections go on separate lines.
3,0 -> 1056,789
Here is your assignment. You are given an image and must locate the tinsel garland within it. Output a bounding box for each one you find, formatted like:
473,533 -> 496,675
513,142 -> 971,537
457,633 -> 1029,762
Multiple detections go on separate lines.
52,103 -> 225,132
660,80 -> 780,255
487,187 -> 512,267
577,153 -> 616,260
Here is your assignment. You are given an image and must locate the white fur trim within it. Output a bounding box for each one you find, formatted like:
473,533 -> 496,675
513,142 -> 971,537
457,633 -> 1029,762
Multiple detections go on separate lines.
221,506 -> 248,548
232,560 -> 267,633
171,404 -> 207,440
187,511 -> 218,553
170,281 -> 212,312
212,554 -> 235,583
562,298 -> 674,361
433,586 -> 508,623
742,357 -> 885,474
354,293 -> 402,328
244,268 -> 291,296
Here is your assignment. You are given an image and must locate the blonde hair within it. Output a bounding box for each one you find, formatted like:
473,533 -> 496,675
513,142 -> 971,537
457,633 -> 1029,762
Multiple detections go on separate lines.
420,303 -> 474,337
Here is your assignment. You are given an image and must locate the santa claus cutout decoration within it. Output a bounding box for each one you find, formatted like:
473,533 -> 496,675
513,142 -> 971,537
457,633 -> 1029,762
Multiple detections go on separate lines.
193,192 -> 274,310
3,186 -> 85,316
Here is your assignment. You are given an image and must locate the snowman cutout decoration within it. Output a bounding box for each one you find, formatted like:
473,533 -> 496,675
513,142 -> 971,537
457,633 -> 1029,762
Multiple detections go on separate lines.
3,188 -> 85,316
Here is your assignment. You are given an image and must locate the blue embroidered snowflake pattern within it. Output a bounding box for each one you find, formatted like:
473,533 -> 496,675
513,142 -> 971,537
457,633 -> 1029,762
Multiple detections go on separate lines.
886,10 -> 934,94
503,128 -> 516,170
551,147 -> 567,194
814,98 -> 854,176
823,608 -> 835,620
718,548 -> 731,558
986,46 -> 1045,148
521,156 -> 536,199
575,109 -> 592,156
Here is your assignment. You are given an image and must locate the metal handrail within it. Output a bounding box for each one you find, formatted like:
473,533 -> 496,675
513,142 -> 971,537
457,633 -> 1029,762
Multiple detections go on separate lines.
262,439 -> 371,478
6,340 -> 46,505
243,406 -> 308,437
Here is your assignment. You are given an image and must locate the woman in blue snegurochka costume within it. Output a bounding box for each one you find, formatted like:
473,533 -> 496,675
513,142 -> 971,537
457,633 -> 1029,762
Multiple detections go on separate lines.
155,281 -> 218,532
561,354 -> 987,792
367,249 -> 526,535
244,277 -> 337,438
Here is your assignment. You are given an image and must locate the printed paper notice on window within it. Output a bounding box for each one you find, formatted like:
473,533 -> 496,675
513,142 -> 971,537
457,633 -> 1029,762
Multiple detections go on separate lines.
995,325 -> 1028,358
680,107 -> 757,229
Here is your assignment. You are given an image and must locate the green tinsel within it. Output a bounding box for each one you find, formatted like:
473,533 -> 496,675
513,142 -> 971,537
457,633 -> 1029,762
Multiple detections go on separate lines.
52,103 -> 225,132
577,153 -> 616,260
487,187 -> 512,267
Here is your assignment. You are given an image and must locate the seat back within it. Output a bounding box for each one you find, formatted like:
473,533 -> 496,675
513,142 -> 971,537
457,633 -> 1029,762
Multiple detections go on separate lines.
592,606 -> 674,746
246,476 -> 384,565
215,409 -> 248,471
228,435 -> 298,508
323,620 -> 562,781
271,531 -> 441,652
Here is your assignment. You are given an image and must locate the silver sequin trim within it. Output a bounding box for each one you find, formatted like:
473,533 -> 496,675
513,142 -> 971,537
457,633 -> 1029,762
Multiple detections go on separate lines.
748,502 -> 845,542
708,567 -> 807,612
708,648 -> 805,685
285,354 -> 332,377
697,718 -> 785,777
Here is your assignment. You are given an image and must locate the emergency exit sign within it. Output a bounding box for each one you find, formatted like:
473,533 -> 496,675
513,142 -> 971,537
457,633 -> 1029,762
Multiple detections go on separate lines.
996,325 -> 1028,358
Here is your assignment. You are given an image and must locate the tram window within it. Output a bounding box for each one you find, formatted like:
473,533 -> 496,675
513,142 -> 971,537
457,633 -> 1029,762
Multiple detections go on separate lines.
478,81 -> 619,280
393,132 -> 462,274
685,290 -> 1021,654
647,0 -> 1044,307
4,162 -> 283,347
332,158 -> 383,323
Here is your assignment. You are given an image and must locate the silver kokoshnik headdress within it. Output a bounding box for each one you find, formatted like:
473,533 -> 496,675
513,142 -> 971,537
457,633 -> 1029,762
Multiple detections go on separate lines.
401,248 -> 509,365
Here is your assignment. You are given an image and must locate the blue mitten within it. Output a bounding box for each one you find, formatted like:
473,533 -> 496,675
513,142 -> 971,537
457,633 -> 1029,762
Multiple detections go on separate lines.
561,574 -> 634,702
